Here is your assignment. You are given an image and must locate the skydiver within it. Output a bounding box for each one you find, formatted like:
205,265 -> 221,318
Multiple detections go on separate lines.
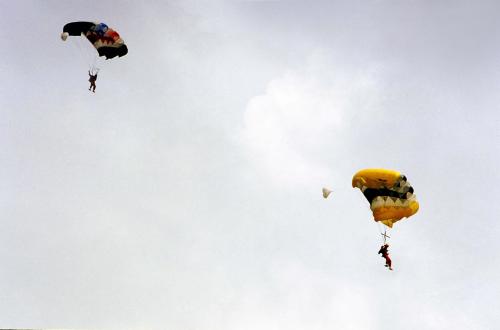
88,70 -> 97,92
378,243 -> 393,270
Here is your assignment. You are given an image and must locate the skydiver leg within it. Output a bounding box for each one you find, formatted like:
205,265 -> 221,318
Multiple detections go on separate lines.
385,255 -> 392,270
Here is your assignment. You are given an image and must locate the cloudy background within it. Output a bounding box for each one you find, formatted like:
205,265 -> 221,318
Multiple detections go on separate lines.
1,0 -> 500,329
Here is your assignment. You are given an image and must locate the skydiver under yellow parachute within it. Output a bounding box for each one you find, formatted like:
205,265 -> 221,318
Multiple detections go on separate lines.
323,169 -> 419,270
378,243 -> 392,270
352,168 -> 419,270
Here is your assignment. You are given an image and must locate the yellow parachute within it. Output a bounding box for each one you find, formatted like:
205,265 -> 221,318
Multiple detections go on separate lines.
352,169 -> 419,228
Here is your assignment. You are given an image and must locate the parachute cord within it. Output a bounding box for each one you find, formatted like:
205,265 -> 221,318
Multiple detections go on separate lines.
71,34 -> 100,73
89,65 -> 100,75
90,54 -> 101,73
70,37 -> 88,68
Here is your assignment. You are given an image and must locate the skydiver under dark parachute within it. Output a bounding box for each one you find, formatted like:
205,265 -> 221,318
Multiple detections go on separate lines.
61,21 -> 128,92
88,70 -> 98,92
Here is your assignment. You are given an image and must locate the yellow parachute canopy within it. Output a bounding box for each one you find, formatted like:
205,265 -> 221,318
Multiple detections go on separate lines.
352,169 -> 419,228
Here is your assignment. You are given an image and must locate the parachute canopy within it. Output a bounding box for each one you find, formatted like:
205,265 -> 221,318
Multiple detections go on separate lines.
352,169 -> 419,228
322,187 -> 332,199
61,21 -> 128,59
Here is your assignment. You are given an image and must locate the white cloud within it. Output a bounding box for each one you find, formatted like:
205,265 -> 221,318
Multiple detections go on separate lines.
240,52 -> 380,188
216,260 -> 376,330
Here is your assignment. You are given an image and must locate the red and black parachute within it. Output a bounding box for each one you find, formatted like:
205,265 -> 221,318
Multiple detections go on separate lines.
61,21 -> 128,59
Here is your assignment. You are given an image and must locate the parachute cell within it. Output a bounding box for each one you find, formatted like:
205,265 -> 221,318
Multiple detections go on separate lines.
62,21 -> 128,59
352,169 -> 419,228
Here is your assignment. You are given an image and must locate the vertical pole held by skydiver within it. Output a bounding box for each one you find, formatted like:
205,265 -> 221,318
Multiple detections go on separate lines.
381,230 -> 390,244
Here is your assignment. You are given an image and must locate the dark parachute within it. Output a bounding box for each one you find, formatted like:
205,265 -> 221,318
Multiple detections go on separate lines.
61,21 -> 128,59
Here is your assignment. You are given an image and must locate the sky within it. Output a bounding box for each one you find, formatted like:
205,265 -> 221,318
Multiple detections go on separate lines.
1,0 -> 500,329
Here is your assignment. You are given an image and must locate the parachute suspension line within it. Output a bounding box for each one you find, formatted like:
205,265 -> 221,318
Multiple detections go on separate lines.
72,35 -> 93,70
88,45 -> 99,73
90,51 -> 103,73
68,36 -> 88,68
71,33 -> 102,72
89,65 -> 100,75
76,35 -> 90,62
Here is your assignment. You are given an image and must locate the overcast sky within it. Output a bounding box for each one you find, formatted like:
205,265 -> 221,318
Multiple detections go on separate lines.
1,0 -> 500,329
